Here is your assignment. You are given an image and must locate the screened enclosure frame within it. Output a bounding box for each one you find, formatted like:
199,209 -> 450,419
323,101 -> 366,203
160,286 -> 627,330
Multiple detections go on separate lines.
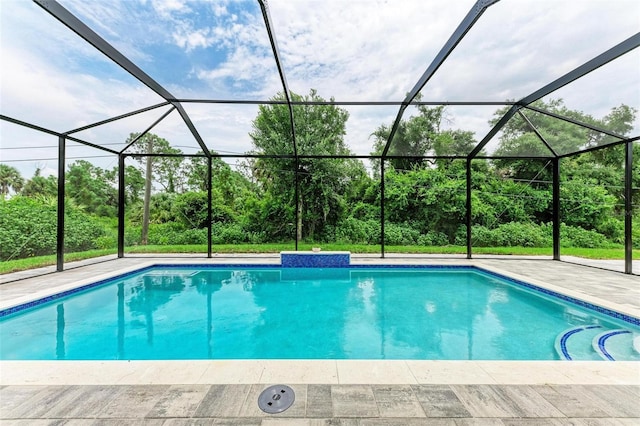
1,0 -> 638,274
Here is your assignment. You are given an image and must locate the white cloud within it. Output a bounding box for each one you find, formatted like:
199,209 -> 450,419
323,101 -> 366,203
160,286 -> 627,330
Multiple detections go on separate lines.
266,0 -> 472,100
197,45 -> 274,82
212,2 -> 228,17
1,43 -> 162,133
181,103 -> 259,155
422,0 -> 640,103
58,0 -> 159,64
173,27 -> 213,51
0,1 -> 166,177
2,0 -> 639,178
151,0 -> 191,18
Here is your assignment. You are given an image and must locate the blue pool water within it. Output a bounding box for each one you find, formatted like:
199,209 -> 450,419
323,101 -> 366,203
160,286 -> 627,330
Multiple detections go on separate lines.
1,266 -> 638,360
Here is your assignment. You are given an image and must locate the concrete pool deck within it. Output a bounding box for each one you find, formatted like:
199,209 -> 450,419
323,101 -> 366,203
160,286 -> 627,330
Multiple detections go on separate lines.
1,254 -> 639,423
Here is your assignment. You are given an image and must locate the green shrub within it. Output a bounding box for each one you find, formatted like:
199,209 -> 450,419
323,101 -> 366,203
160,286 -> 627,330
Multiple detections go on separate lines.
147,222 -> 208,245
0,197 -> 53,260
384,223 -> 420,245
470,222 -> 551,247
211,223 -> 247,244
459,221 -> 617,249
124,222 -> 267,246
179,228 -> 208,245
595,217 -> 624,243
124,225 -> 142,246
467,221 -> 615,248
468,225 -> 492,246
65,211 -> 106,252
560,179 -> 617,231
417,231 -> 449,246
350,202 -> 379,221
334,217 -> 379,244
494,222 -> 550,247
173,191 -> 209,228
560,224 -> 611,248
241,193 -> 295,241
247,230 -> 268,244
0,196 -> 106,260
172,191 -> 236,228
94,235 -> 117,250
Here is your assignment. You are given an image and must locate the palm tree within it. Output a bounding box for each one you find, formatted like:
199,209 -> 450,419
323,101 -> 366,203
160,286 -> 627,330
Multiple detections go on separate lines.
0,165 -> 24,199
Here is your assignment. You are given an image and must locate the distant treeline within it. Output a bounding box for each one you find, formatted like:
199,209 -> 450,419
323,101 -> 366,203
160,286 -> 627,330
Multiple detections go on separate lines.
1,96 -> 638,261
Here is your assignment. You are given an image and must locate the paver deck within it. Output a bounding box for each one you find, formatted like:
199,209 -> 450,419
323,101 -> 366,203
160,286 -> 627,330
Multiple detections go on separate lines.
1,254 -> 639,424
2,383 -> 639,424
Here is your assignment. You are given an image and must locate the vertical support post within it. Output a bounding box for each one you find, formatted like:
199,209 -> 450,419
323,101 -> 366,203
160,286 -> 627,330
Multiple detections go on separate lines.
56,136 -> 66,272
553,157 -> 561,260
207,156 -> 212,258
624,141 -> 633,274
117,154 -> 125,258
295,158 -> 299,251
465,158 -> 472,259
380,159 -> 386,258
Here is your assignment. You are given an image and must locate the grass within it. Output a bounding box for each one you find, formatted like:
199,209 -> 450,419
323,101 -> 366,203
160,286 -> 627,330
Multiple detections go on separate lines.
1,244 -> 637,275
0,249 -> 118,274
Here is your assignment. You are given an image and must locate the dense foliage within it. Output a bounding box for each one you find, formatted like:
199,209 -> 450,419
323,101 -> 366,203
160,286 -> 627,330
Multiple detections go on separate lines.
0,196 -> 107,260
0,97 -> 637,261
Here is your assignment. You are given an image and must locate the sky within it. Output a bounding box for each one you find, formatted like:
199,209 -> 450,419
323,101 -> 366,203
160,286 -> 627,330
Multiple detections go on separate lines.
1,0 -> 639,179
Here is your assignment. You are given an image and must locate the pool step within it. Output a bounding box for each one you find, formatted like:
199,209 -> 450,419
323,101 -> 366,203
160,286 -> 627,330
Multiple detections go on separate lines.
592,329 -> 640,361
555,325 -> 604,360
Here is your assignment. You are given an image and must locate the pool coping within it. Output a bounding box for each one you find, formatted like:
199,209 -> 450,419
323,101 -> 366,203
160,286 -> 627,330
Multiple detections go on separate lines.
2,359 -> 638,385
1,257 -> 639,386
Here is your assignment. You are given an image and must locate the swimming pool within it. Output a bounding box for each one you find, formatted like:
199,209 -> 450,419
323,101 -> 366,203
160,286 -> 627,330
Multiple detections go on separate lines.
1,265 -> 639,361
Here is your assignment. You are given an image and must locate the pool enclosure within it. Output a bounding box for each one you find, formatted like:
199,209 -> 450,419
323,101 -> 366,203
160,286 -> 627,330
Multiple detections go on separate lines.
0,0 -> 638,273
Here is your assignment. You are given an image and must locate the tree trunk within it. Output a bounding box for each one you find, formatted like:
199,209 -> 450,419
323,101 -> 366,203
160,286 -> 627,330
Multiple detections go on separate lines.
297,194 -> 303,243
141,139 -> 153,245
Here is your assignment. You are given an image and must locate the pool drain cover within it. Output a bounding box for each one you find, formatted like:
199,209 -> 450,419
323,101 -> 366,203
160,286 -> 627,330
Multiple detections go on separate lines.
258,385 -> 295,414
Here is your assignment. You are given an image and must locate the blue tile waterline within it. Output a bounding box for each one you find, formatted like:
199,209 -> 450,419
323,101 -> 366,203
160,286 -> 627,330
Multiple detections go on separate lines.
1,264 -> 638,330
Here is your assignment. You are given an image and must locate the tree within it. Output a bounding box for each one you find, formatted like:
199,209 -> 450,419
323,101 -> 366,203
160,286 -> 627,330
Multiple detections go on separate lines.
127,133 -> 184,244
587,104 -> 637,167
186,152 -> 255,209
121,165 -> 145,205
433,129 -> 479,169
0,165 -> 24,199
371,102 -> 445,171
21,168 -> 58,199
250,89 -> 365,241
129,133 -> 184,193
186,155 -> 209,193
65,160 -> 116,216
559,178 -> 617,232
491,99 -> 636,181
382,166 -> 468,242
433,130 -> 476,157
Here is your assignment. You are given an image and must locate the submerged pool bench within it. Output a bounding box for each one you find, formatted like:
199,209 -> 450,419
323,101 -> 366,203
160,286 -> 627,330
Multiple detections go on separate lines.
280,251 -> 351,267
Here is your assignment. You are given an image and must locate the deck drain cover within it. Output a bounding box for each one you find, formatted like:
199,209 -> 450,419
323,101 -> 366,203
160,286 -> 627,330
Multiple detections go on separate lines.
258,385 -> 295,414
